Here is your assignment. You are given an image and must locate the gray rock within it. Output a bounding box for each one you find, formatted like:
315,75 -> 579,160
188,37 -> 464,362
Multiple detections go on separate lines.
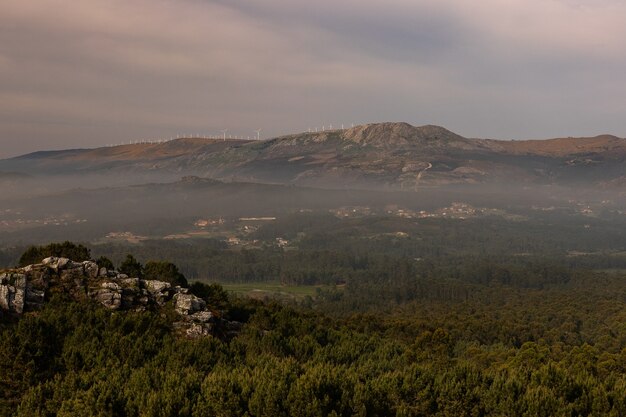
56,258 -> 70,269
23,264 -> 42,273
144,280 -> 172,306
93,287 -> 122,309
190,310 -> 213,323
0,273 -> 27,314
173,293 -> 206,315
0,258 -> 234,339
60,267 -> 85,284
13,287 -> 25,314
83,261 -> 99,279
144,280 -> 171,294
121,277 -> 140,287
25,288 -> 45,310
101,281 -> 121,291
66,261 -> 84,270
186,322 -> 213,338
0,283 -> 12,312
42,257 -> 70,271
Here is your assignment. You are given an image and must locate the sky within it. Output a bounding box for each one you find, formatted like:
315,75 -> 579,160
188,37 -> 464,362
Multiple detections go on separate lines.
1,0 -> 625,158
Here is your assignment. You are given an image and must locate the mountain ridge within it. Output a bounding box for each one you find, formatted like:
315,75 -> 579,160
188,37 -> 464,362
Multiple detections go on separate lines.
3,122 -> 626,189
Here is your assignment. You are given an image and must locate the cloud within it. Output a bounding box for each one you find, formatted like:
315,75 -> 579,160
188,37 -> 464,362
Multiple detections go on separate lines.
1,0 -> 625,157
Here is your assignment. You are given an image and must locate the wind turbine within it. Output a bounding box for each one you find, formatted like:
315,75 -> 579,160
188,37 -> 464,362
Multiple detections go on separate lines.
254,129 -> 262,140
220,129 -> 228,141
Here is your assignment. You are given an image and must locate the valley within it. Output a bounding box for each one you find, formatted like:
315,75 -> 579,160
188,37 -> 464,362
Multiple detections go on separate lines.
2,123 -> 626,416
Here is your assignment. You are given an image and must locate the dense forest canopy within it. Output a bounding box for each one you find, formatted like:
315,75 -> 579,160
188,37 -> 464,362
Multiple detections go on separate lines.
2,236 -> 626,415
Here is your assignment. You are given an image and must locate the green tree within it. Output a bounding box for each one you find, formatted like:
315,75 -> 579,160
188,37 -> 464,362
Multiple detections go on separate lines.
144,261 -> 187,287
95,256 -> 114,271
189,282 -> 229,308
118,254 -> 143,278
19,241 -> 91,267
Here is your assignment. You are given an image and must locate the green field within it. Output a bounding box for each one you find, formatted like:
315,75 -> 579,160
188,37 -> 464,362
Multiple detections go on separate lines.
221,282 -> 323,300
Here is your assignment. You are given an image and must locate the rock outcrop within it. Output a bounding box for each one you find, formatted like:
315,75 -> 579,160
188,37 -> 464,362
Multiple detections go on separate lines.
0,257 -> 237,338
0,272 -> 27,314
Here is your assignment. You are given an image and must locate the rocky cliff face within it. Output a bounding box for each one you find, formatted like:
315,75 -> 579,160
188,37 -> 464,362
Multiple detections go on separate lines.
0,257 -> 239,338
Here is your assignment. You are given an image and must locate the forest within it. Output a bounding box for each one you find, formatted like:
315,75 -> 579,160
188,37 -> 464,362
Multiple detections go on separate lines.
2,237 -> 626,416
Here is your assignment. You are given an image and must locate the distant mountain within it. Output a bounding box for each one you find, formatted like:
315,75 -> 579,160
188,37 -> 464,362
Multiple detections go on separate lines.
5,138 -> 252,175
2,123 -> 625,189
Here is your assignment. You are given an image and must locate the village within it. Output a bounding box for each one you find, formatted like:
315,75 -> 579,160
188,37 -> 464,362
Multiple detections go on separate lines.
330,202 -> 511,220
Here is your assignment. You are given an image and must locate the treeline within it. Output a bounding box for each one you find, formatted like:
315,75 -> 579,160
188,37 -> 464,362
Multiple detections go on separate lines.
4,241 -> 619,314
96,245 -> 580,291
255,213 -> 626,257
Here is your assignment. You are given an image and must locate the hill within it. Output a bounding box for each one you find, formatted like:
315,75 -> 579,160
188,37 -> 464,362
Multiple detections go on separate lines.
2,123 -> 625,189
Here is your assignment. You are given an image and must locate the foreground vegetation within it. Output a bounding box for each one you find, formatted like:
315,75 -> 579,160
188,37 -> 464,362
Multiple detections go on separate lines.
2,242 -> 626,416
2,289 -> 626,416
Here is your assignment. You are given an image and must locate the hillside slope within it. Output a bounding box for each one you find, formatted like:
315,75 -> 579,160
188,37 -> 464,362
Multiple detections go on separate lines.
2,123 -> 625,189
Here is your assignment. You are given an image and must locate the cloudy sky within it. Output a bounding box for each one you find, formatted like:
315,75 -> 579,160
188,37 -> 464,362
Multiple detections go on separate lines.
1,0 -> 625,157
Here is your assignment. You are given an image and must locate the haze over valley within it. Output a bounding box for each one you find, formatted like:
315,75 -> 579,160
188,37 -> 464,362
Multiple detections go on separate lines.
1,122 -> 626,251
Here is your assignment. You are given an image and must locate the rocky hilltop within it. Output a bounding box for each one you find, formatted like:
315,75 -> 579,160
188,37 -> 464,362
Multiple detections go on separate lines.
0,257 -> 239,338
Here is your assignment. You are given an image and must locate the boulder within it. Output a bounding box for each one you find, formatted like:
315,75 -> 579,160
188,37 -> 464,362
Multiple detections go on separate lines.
56,257 -> 70,269
144,280 -> 171,294
66,261 -> 84,270
24,288 -> 45,310
60,267 -> 87,297
173,293 -> 206,315
42,257 -> 70,271
190,310 -> 213,323
94,290 -> 122,309
144,280 -> 172,306
185,322 -> 213,338
28,266 -> 51,292
101,281 -> 121,291
23,263 -> 42,273
121,277 -> 140,287
83,261 -> 99,279
0,273 -> 27,314
92,282 -> 123,309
